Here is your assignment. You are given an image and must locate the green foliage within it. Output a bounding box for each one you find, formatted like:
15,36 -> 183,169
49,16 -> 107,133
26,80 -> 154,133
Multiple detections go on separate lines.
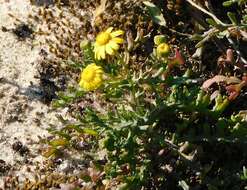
190,0 -> 247,50
47,1 -> 247,189
223,0 -> 247,7
49,39 -> 247,189
143,1 -> 166,26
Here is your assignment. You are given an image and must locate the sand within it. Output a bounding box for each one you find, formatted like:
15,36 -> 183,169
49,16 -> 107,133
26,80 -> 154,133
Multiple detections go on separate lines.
0,0 -> 61,187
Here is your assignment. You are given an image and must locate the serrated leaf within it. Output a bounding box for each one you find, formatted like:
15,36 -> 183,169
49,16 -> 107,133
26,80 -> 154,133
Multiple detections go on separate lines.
143,1 -> 166,26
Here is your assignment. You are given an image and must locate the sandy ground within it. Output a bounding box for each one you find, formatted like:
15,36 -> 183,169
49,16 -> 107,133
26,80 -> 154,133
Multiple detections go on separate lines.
0,0 -> 60,187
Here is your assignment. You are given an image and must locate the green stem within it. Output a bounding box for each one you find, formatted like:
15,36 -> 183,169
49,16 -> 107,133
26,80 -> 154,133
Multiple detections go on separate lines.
186,0 -> 231,27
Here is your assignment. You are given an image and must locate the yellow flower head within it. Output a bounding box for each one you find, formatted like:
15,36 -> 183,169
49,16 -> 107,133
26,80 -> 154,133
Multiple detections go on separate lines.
79,63 -> 104,91
157,43 -> 170,58
94,27 -> 124,60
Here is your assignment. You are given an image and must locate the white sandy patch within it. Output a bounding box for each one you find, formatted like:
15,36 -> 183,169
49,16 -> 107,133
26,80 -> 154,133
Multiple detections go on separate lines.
0,0 -> 61,187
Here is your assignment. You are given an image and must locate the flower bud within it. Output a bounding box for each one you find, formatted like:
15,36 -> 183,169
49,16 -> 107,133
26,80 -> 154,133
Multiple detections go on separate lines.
154,35 -> 167,45
156,43 -> 170,58
80,39 -> 90,50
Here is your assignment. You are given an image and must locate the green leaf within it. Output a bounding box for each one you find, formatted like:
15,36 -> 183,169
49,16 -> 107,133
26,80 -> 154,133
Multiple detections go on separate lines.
116,183 -> 129,190
227,12 -> 238,25
83,128 -> 98,136
178,180 -> 189,190
242,166 -> 247,180
206,18 -> 218,26
190,34 -> 203,41
217,30 -> 230,38
52,99 -> 66,108
195,35 -> 211,48
51,131 -> 71,140
208,184 -> 219,190
143,1 -> 166,26
43,147 -> 58,158
223,0 -> 235,7
66,124 -> 84,133
50,138 -> 68,147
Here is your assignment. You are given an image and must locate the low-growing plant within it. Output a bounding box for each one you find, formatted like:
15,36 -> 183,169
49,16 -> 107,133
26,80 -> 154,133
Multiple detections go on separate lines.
46,1 -> 247,189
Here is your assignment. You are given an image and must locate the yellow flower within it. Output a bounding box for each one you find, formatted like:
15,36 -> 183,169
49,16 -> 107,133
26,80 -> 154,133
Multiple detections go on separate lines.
79,63 -> 104,91
157,43 -> 170,58
94,27 -> 124,60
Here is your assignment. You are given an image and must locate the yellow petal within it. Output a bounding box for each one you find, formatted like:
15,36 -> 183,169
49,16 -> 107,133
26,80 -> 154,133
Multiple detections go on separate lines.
108,41 -> 119,51
112,37 -> 124,44
82,82 -> 87,88
94,42 -> 100,48
106,27 -> 113,33
95,46 -> 104,60
96,50 -> 101,60
93,77 -> 102,85
110,30 -> 124,37
106,44 -> 114,55
96,69 -> 103,74
79,79 -> 84,88
89,63 -> 95,68
99,46 -> 106,59
94,46 -> 99,59
89,83 -> 95,91
94,45 -> 98,52
95,66 -> 101,70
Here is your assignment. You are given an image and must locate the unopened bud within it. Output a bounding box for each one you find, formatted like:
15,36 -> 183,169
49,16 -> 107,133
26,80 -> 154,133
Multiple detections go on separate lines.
80,39 -> 90,50
154,35 -> 167,45
157,43 -> 170,58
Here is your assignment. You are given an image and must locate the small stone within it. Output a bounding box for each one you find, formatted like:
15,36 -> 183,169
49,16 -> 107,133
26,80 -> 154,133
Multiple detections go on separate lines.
12,24 -> 33,40
0,160 -> 11,174
12,141 -> 30,156
12,141 -> 23,152
30,0 -> 54,6
58,160 -> 72,173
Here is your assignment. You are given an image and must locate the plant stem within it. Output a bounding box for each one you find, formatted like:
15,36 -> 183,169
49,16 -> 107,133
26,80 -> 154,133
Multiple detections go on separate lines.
186,0 -> 231,27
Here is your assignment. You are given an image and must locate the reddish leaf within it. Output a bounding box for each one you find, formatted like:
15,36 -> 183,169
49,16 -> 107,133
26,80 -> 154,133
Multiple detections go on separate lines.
202,75 -> 241,90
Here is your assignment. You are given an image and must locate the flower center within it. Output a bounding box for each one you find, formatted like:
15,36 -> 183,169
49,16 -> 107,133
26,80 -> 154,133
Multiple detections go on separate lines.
82,69 -> 96,82
96,32 -> 111,45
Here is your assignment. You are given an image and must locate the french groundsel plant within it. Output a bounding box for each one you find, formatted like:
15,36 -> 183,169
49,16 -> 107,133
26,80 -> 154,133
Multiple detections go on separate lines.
49,26 -> 247,189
